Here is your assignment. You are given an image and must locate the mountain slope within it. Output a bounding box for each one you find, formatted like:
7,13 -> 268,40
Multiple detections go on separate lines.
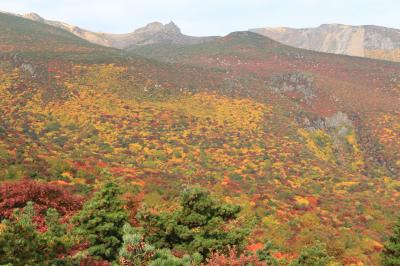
251,24 -> 400,62
22,12 -> 217,49
0,13 -> 400,265
130,31 -> 400,176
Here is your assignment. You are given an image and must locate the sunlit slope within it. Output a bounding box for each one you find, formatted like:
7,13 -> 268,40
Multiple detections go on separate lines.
131,31 -> 400,177
1,61 -> 399,264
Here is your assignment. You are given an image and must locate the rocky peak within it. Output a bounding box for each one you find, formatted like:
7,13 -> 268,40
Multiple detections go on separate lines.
23,12 -> 45,22
134,21 -> 181,36
163,21 -> 181,34
134,22 -> 164,34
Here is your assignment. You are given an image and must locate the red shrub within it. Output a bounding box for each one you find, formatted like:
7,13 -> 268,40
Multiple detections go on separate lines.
205,248 -> 266,266
0,180 -> 83,224
123,191 -> 144,226
80,257 -> 111,266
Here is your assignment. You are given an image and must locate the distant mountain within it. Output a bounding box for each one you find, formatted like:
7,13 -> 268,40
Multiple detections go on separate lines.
22,12 -> 217,49
251,24 -> 400,62
0,11 -> 107,53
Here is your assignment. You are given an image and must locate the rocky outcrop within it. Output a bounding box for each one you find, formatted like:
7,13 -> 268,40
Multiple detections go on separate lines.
296,111 -> 353,133
270,73 -> 316,105
20,63 -> 36,77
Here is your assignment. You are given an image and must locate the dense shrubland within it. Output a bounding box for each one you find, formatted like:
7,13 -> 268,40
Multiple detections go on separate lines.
1,12 -> 400,265
0,61 -> 398,265
0,179 -> 358,265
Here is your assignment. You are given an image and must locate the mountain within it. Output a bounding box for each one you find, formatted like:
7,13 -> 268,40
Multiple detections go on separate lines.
1,12 -> 400,265
20,12 -> 400,62
251,23 -> 400,62
22,12 -> 217,49
0,11 -> 108,53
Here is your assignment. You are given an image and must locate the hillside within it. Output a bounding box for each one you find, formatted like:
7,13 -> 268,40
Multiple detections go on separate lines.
130,31 -> 400,174
0,12 -> 109,54
22,12 -> 217,49
251,24 -> 400,62
0,12 -> 400,265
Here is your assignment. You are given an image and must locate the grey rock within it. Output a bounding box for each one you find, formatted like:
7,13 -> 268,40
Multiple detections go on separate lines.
325,111 -> 352,128
270,73 -> 316,105
20,63 -> 36,77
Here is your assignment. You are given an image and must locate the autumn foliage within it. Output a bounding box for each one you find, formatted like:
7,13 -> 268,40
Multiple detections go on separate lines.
205,248 -> 266,266
0,11 -> 400,265
0,180 -> 82,224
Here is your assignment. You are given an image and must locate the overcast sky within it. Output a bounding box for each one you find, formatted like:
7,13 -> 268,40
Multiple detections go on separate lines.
0,0 -> 399,36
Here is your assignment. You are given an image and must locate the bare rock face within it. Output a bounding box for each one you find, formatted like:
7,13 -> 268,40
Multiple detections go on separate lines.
296,111 -> 353,133
22,13 -> 216,49
325,111 -> 352,129
270,73 -> 316,105
251,24 -> 400,62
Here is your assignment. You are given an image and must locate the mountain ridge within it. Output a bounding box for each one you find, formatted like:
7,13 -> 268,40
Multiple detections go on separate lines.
20,12 -> 217,49
251,23 -> 400,62
13,11 -> 400,62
